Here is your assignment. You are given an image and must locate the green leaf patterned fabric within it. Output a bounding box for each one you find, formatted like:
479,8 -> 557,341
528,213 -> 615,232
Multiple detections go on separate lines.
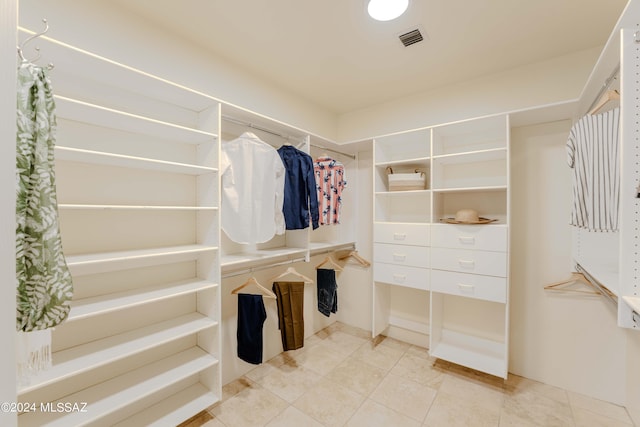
16,63 -> 73,332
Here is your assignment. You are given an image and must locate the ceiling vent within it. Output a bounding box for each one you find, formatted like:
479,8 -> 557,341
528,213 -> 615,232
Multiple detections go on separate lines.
398,28 -> 424,47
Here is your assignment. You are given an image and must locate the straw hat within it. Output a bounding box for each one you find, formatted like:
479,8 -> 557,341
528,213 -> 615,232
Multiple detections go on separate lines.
441,208 -> 497,224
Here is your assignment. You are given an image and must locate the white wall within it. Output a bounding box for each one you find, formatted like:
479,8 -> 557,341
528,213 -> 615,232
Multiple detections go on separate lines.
337,47 -> 601,142
19,0 -> 338,141
510,121 -> 628,405
1,0 -> 17,426
627,331 -> 640,424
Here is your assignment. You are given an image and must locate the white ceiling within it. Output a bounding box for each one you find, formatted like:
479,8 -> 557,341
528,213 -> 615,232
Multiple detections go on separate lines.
111,0 -> 628,114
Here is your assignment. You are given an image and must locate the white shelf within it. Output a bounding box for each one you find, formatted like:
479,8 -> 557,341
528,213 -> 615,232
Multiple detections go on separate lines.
375,189 -> 431,196
55,146 -> 217,176
112,383 -> 218,427
68,279 -> 218,322
307,241 -> 356,255
623,296 -> 640,314
18,347 -> 218,427
19,313 -> 217,395
432,147 -> 506,165
66,245 -> 218,276
374,156 -> 431,168
432,186 -> 507,193
55,96 -> 217,144
59,204 -> 218,211
221,247 -> 308,271
430,329 -> 507,378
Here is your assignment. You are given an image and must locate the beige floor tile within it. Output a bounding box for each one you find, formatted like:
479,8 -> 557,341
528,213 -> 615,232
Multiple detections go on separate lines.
321,330 -> 368,355
257,362 -> 323,403
200,418 -> 226,427
325,356 -> 387,396
391,352 -> 447,389
351,339 -> 406,371
568,391 -> 633,424
345,399 -> 421,427
265,406 -> 324,427
219,377 -> 255,403
369,373 -> 437,422
375,335 -> 412,352
337,322 -> 372,340
439,373 -> 504,412
293,378 -> 365,427
405,344 -> 431,360
423,390 -> 500,427
573,406 -> 634,427
290,340 -> 349,375
210,384 -> 288,427
501,386 -> 573,427
504,375 -> 568,405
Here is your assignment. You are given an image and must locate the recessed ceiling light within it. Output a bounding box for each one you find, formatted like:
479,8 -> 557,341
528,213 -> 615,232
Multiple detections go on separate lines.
367,0 -> 409,21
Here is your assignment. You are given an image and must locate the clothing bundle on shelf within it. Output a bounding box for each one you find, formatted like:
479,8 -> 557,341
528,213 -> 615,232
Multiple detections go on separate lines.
314,156 -> 347,225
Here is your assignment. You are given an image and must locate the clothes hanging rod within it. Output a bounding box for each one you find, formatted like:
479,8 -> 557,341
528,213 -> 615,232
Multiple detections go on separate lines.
221,115 -> 355,160
586,64 -> 620,114
310,143 -> 356,160
221,115 -> 302,142
575,263 -> 618,307
221,257 -> 308,279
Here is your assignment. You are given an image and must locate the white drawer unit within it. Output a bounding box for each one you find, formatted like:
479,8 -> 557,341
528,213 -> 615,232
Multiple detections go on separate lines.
431,247 -> 507,277
431,269 -> 507,303
374,263 -> 429,290
431,223 -> 507,252
374,222 -> 430,246
374,243 -> 429,268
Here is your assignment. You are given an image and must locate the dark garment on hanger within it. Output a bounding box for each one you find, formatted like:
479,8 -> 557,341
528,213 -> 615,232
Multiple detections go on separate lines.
236,294 -> 267,365
272,281 -> 305,351
277,145 -> 319,230
317,268 -> 338,317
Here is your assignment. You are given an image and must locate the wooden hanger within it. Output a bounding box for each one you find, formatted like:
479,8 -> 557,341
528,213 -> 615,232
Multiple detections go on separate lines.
588,89 -> 620,115
268,266 -> 314,284
544,272 -> 601,295
315,255 -> 343,271
338,250 -> 371,267
231,276 -> 277,299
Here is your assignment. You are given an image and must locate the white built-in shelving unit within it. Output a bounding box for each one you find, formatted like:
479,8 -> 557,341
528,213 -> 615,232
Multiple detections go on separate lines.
372,114 -> 511,378
17,31 -> 222,426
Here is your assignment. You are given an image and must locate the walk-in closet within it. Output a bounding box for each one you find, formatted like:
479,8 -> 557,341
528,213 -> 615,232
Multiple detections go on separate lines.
3,0 -> 640,426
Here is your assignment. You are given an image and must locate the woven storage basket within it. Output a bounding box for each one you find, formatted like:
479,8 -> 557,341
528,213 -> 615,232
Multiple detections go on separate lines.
386,167 -> 427,191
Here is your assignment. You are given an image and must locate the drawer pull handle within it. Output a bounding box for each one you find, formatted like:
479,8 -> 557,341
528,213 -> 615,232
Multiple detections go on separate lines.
458,259 -> 475,268
392,253 -> 407,262
393,274 -> 407,283
458,236 -> 475,244
458,284 -> 475,293
393,233 -> 407,241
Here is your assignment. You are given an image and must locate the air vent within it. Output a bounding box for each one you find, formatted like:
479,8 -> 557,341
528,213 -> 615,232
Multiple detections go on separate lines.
399,28 -> 424,47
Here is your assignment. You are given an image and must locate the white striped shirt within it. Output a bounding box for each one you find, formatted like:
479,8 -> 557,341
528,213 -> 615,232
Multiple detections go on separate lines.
566,107 -> 620,232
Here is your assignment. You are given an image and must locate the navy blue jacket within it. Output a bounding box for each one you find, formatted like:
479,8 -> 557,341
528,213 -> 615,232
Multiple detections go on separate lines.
277,145 -> 320,230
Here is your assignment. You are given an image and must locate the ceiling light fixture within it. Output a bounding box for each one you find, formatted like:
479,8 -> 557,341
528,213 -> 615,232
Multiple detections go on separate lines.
367,0 -> 409,21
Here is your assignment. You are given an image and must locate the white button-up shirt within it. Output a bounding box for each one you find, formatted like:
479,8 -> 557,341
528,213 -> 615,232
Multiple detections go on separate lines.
221,132 -> 286,244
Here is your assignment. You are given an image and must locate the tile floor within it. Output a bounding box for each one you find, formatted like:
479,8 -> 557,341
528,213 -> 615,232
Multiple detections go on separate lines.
178,322 -> 635,427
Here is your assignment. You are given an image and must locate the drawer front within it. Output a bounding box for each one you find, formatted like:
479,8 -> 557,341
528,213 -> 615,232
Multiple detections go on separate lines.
431,270 -> 507,303
374,263 -> 429,290
431,224 -> 507,252
431,248 -> 507,277
374,223 -> 429,246
374,243 -> 430,268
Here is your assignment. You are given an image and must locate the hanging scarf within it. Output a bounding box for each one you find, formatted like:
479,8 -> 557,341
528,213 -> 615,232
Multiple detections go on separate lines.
15,62 -> 73,384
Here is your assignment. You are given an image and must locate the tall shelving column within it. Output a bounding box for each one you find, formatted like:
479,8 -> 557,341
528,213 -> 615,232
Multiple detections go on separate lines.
16,33 -> 222,426
372,129 -> 431,339
429,114 -> 510,378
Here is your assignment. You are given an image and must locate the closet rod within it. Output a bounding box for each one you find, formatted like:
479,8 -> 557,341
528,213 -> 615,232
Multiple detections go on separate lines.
310,143 -> 356,160
575,263 -> 617,307
586,64 -> 620,114
221,114 -> 302,142
222,257 -> 307,279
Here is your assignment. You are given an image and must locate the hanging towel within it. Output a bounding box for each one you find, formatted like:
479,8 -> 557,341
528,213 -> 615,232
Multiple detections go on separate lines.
566,107 -> 620,231
15,62 -> 73,383
316,268 -> 338,317
272,281 -> 304,351
236,294 -> 267,365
